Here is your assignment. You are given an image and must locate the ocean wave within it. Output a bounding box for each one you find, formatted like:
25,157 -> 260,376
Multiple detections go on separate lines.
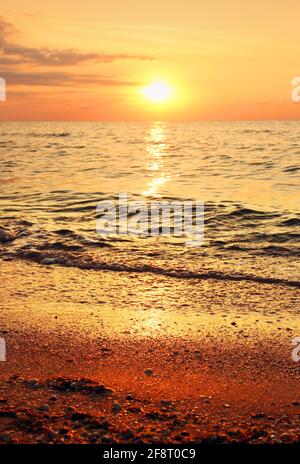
280,218 -> 300,227
2,248 -> 299,289
29,132 -> 71,138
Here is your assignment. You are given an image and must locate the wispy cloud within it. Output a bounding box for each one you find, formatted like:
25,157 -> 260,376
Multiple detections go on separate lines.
2,70 -> 139,87
0,16 -> 154,67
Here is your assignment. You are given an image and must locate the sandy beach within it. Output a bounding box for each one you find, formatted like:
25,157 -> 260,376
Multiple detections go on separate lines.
0,257 -> 299,444
1,0 -> 300,452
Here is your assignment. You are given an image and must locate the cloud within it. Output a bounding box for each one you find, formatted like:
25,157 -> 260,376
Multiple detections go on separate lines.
0,16 -> 15,40
1,70 -> 139,87
2,44 -> 154,66
0,16 -> 154,66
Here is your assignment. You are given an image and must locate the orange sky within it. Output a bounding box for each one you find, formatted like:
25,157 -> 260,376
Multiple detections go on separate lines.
0,0 -> 300,120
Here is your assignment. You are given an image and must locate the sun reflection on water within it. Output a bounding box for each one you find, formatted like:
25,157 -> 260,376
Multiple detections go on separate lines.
143,123 -> 171,197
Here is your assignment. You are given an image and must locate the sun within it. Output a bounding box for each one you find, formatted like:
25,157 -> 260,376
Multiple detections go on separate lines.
140,80 -> 174,104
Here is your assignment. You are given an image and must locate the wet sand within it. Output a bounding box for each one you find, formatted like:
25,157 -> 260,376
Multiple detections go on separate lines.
0,258 -> 299,443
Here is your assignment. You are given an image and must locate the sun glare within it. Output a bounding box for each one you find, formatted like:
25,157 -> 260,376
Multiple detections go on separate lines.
141,80 -> 174,104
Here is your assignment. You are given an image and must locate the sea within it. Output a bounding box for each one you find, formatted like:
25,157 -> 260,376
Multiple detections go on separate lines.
0,121 -> 299,287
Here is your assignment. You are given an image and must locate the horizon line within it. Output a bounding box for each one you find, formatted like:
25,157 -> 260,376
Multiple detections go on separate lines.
0,118 -> 300,123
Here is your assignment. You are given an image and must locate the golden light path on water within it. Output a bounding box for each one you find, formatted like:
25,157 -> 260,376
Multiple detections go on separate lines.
143,123 -> 171,197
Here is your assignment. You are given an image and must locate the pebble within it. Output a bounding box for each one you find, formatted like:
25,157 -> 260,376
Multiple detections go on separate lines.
127,406 -> 142,413
122,429 -> 135,439
112,402 -> 122,413
59,428 -> 69,435
94,385 -> 115,396
160,400 -> 171,406
71,412 -> 90,421
251,413 -> 266,419
199,395 -> 212,401
0,433 -> 10,442
0,229 -> 15,243
38,404 -> 50,412
27,379 -> 40,388
41,258 -> 56,265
